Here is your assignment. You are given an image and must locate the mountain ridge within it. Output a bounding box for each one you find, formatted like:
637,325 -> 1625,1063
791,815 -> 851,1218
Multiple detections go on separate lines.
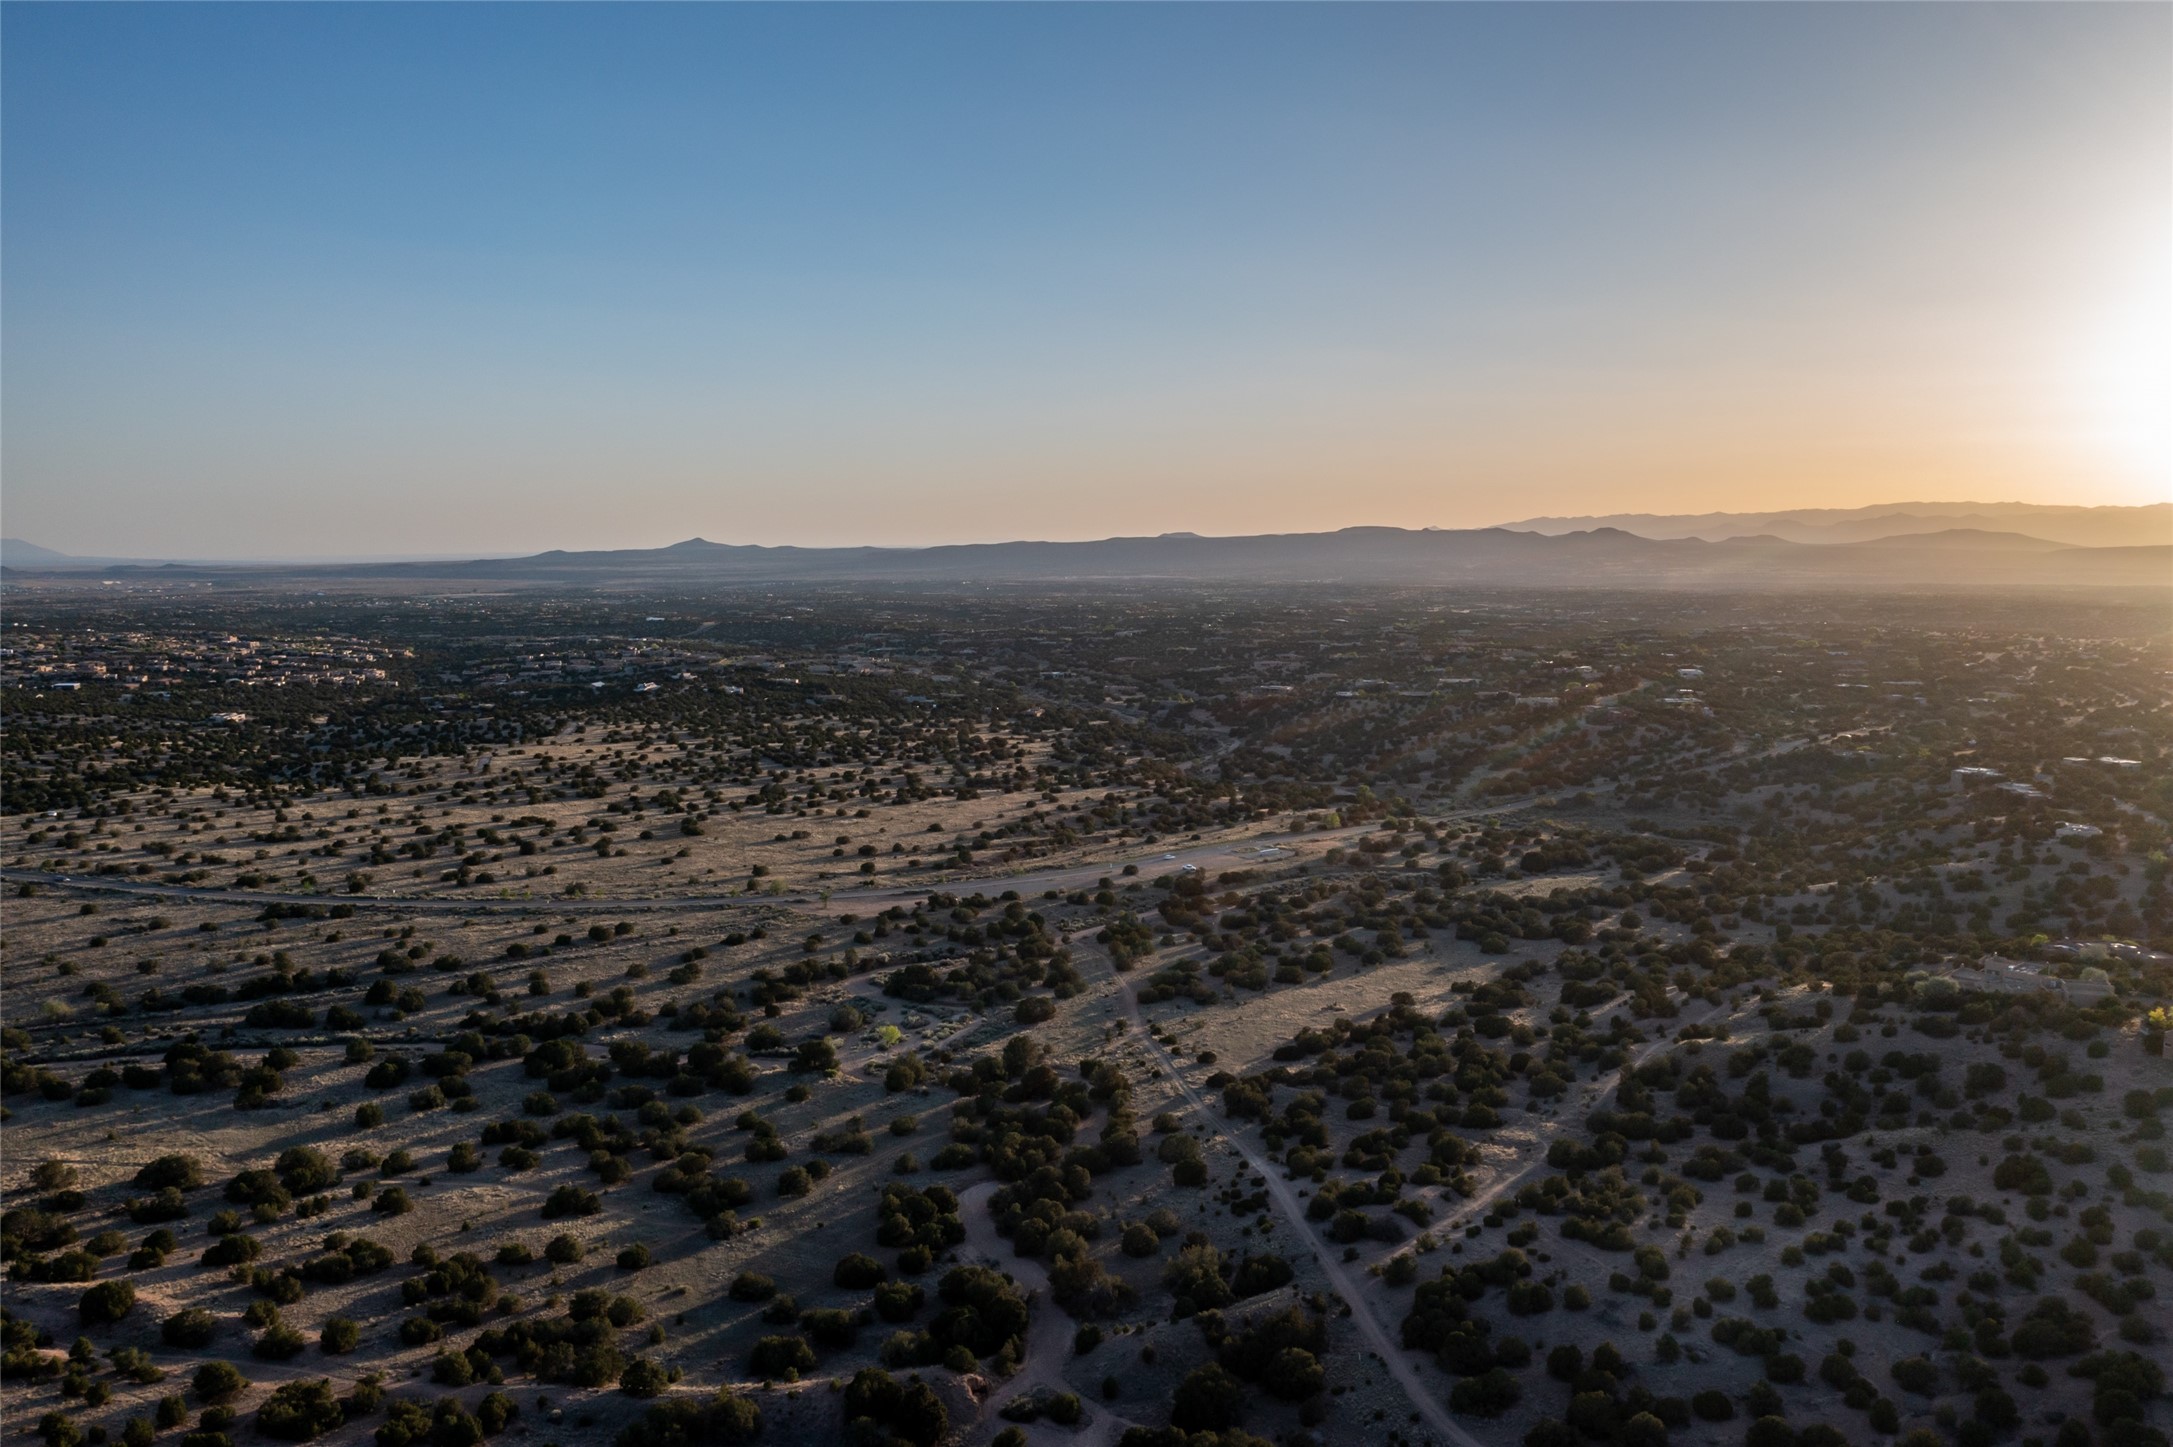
1502,502 -> 2171,550
5,523 -> 2164,591
0,538 -> 76,566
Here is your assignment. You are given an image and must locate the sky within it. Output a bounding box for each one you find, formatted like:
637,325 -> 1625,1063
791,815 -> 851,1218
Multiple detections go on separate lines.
3,4 -> 2167,558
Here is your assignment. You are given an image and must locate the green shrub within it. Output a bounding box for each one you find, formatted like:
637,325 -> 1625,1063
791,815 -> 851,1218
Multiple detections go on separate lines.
1449,1367 -> 1522,1418
748,1335 -> 816,1380
1744,1418 -> 1797,1447
1691,1390 -> 1734,1422
78,1280 -> 136,1327
840,1368 -> 946,1447
252,1324 -> 309,1360
1891,1356 -> 1940,1395
834,1253 -> 887,1289
613,1391 -> 761,1447
255,1380 -> 343,1441
134,1155 -> 205,1191
192,1362 -> 248,1403
1170,1363 -> 1244,1431
620,1359 -> 669,1398
162,1309 -> 217,1349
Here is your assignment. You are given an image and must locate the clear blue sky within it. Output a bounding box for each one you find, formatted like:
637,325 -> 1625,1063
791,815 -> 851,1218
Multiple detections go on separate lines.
4,3 -> 2166,556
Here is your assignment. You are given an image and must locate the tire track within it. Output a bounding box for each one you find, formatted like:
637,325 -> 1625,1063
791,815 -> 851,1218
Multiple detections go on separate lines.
1086,943 -> 1487,1447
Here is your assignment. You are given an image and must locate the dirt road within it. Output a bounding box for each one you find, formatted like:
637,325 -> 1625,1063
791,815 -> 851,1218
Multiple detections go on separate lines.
1389,990 -> 1738,1251
1085,945 -> 1738,1447
1083,942 -> 1488,1447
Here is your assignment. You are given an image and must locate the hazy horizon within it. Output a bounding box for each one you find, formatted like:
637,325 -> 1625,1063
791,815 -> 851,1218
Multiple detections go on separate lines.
4,4 -> 2167,558
9,496 -> 2172,567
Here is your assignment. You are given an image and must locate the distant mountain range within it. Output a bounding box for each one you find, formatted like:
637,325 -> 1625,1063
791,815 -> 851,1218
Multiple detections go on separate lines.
0,538 -> 81,567
6,516 -> 2166,591
1501,501 -> 2172,550
0,538 -> 523,569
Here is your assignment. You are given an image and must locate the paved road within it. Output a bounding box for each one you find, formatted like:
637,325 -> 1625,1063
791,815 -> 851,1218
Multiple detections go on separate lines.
0,801 -> 1536,916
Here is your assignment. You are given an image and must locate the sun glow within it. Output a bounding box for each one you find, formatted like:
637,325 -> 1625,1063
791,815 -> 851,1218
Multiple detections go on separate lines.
2068,269 -> 2173,497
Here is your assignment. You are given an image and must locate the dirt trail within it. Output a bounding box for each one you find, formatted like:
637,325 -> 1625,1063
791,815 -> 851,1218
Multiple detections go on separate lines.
1085,945 -> 1486,1447
957,1180 -> 1138,1447
1411,991 -> 1740,1243
1088,945 -> 1739,1447
1452,685 -> 1644,804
